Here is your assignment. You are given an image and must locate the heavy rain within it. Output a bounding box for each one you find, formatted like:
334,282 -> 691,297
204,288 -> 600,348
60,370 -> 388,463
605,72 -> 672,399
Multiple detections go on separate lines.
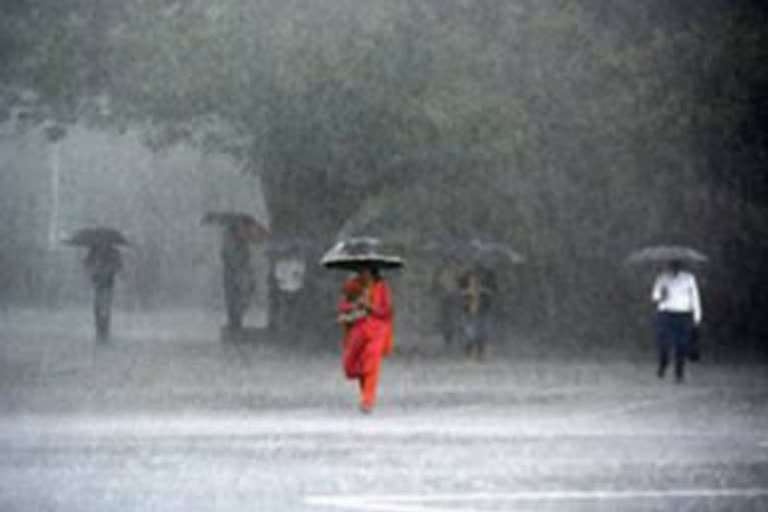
1,1 -> 767,511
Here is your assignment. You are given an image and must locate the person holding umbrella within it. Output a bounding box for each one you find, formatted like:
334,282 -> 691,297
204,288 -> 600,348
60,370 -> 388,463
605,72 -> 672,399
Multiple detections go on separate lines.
652,260 -> 702,382
220,219 -> 255,333
356,264 -> 395,412
338,276 -> 368,372
64,228 -> 127,341
336,270 -> 392,412
459,264 -> 496,360
432,259 -> 463,346
322,238 -> 401,413
628,245 -> 706,382
425,238 -> 523,355
202,212 -> 268,335
84,242 -> 123,341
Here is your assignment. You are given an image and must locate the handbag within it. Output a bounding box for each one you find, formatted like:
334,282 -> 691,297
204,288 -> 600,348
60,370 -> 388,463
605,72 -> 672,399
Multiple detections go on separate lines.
688,325 -> 701,362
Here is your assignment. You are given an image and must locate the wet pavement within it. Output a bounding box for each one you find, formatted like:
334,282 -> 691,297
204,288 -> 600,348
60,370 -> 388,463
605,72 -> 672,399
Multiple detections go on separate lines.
1,308 -> 767,511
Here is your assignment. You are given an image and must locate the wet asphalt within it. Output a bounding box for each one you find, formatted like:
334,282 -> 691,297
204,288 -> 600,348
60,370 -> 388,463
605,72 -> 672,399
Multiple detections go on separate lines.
1,309 -> 766,511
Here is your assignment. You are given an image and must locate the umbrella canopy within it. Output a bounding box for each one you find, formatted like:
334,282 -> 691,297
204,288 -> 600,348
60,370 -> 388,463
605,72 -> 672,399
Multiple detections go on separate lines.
424,238 -> 525,266
201,211 -> 269,242
265,237 -> 320,256
467,239 -> 525,265
62,227 -> 129,247
201,211 -> 264,228
625,245 -> 708,264
320,237 -> 405,270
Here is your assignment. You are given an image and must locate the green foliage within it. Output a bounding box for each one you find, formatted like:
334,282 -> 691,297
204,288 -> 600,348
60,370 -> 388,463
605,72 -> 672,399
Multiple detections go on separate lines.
2,1 -> 766,344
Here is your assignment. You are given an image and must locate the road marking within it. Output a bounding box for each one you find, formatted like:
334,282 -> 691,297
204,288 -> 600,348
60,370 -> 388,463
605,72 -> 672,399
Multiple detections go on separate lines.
305,488 -> 768,511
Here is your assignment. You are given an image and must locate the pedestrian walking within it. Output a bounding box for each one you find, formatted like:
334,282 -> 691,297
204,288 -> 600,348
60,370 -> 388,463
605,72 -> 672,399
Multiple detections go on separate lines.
84,243 -> 122,341
220,220 -> 254,332
338,276 -> 368,378
322,237 -> 401,414
345,266 -> 394,413
202,212 -> 267,337
424,238 -> 522,353
432,260 -> 463,345
652,260 -> 702,382
459,265 -> 496,360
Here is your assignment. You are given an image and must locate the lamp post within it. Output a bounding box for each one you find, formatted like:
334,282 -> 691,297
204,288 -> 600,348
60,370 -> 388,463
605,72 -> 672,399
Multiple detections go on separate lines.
47,138 -> 60,250
43,122 -> 67,307
44,122 -> 67,249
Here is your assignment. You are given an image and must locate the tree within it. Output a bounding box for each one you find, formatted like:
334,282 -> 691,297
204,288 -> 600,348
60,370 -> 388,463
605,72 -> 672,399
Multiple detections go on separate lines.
3,1 -> 767,351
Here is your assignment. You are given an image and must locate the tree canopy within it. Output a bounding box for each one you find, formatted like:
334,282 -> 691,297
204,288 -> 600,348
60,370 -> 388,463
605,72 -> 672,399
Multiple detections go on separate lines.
2,0 -> 767,348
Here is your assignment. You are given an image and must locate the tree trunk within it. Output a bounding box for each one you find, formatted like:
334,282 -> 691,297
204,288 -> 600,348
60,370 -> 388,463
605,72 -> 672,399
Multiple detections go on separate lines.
260,166 -> 366,344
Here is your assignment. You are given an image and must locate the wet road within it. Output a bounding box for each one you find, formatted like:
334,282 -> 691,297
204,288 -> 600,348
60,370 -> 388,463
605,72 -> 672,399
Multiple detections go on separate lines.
1,309 -> 767,511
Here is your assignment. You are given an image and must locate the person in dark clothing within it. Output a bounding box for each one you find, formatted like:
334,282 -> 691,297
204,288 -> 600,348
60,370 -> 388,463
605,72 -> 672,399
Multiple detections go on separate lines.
432,260 -> 463,345
220,220 -> 254,332
84,243 -> 122,341
459,265 -> 496,359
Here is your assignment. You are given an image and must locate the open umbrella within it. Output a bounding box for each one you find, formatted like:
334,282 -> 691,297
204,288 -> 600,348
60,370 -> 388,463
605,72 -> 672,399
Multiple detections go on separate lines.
264,237 -> 320,256
320,237 -> 404,270
424,238 -> 525,266
625,245 -> 708,265
201,211 -> 269,242
467,239 -> 525,265
62,227 -> 130,247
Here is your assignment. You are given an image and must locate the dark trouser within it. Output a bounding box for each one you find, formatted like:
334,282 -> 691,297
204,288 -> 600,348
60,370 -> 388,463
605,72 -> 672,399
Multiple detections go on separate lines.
224,269 -> 252,330
654,311 -> 693,380
224,281 -> 244,330
273,291 -> 302,333
438,294 -> 463,344
93,282 -> 114,340
463,311 -> 491,358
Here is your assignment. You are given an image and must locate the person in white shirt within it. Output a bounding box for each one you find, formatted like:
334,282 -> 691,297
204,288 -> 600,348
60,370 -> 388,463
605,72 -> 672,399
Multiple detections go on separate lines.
651,260 -> 702,382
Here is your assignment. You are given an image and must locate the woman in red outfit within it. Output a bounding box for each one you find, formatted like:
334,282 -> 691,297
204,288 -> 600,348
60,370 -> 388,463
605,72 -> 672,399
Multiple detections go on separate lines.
337,266 -> 394,413
338,276 -> 368,378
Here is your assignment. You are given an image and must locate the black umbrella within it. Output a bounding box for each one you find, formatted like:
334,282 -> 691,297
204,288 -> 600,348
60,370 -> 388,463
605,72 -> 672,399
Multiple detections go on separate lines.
63,227 -> 129,247
201,211 -> 269,242
625,245 -> 708,265
201,211 -> 264,228
320,237 -> 405,270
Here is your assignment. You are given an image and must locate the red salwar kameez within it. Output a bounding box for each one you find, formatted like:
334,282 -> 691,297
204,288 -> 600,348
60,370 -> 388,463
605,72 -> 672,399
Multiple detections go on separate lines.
338,277 -> 393,412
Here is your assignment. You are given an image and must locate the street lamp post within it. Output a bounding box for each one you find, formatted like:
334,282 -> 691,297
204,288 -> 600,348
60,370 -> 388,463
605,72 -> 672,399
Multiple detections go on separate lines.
43,122 -> 67,307
48,139 -> 60,250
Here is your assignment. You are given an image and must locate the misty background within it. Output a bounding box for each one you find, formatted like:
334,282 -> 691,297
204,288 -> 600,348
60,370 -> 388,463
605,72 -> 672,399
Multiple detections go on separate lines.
0,0 -> 766,358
